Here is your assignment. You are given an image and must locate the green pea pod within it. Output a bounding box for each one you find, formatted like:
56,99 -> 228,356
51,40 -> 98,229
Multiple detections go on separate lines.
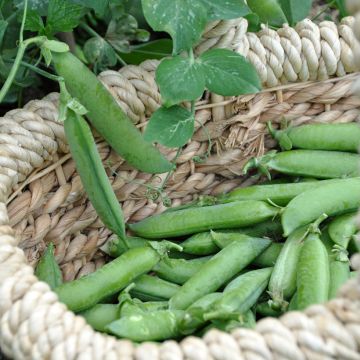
297,233 -> 330,310
253,242 -> 283,268
181,232 -> 220,256
244,150 -> 360,180
35,243 -> 62,290
268,226 -> 307,309
103,236 -> 148,257
205,268 -> 273,321
129,200 -> 279,238
64,109 -> 125,240
181,219 -> 283,256
350,271 -> 359,279
211,311 -> 256,331
247,0 -> 287,27
106,310 -> 184,341
52,52 -> 172,174
131,274 -> 180,300
218,179 -> 338,206
328,212 -> 358,249
282,178 -> 360,236
154,256 -> 211,285
256,302 -> 282,318
55,246 -> 161,312
80,304 -> 119,332
269,123 -> 360,152
169,238 -> 271,310
288,292 -> 298,311
211,231 -> 267,249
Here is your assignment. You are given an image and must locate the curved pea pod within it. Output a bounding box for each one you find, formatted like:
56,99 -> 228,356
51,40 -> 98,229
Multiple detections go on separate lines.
297,233 -> 330,310
130,274 -> 180,300
80,304 -> 119,332
256,302 -> 282,318
153,256 -> 211,285
181,232 -> 220,256
328,212 -> 358,249
52,52 -> 172,174
64,110 -> 125,240
282,178 -> 360,237
129,200 -> 279,238
244,150 -> 360,180
204,268 -> 273,321
181,219 -> 283,256
218,180 -> 336,206
106,310 -> 184,341
35,243 -> 62,290
268,226 -> 307,309
169,238 -> 271,310
253,242 -> 283,267
269,122 -> 360,152
55,246 -> 161,312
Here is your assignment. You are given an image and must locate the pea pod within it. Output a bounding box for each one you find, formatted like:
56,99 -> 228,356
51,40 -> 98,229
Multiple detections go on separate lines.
64,109 -> 125,239
55,246 -> 161,312
268,226 -> 307,309
256,302 -> 282,318
205,268 -> 273,321
169,238 -> 271,310
80,304 -> 119,332
244,150 -> 360,180
35,243 -> 62,290
269,122 -> 360,152
131,274 -> 180,300
297,233 -> 330,310
181,219 -> 283,256
106,310 -> 184,341
52,52 -> 172,174
321,229 -> 350,299
282,178 -> 360,236
328,212 -> 358,249
210,311 -> 256,331
288,292 -> 298,311
253,242 -> 283,267
350,271 -> 359,279
154,256 -> 211,285
218,179 -> 337,206
129,200 -> 279,238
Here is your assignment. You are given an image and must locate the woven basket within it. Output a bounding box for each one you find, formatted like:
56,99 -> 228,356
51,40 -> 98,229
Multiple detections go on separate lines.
1,15 -> 360,359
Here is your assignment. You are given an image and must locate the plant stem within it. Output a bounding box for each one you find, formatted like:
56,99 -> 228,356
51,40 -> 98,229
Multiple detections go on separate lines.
311,0 -> 335,21
80,22 -> 127,66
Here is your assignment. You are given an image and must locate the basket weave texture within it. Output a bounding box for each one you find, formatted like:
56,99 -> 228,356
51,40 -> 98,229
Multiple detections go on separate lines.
0,16 -> 360,359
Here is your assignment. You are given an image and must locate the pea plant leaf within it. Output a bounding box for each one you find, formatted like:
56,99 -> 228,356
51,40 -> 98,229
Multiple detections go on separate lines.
156,55 -> 205,107
45,0 -> 84,35
70,0 -> 109,15
198,0 -> 250,20
83,37 -> 117,71
278,0 -> 312,26
141,0 -> 208,54
24,10 -> 45,32
13,0 -> 49,15
198,49 -> 261,96
0,21 -> 8,48
247,0 -> 287,27
144,105 -> 195,147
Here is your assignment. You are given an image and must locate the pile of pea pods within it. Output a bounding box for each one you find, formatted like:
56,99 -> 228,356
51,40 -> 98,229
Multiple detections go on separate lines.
48,123 -> 360,342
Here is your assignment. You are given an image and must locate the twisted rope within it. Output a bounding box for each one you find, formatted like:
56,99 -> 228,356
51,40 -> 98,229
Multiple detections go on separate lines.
0,16 -> 359,360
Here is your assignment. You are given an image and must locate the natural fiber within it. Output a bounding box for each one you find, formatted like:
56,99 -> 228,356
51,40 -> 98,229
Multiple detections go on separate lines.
0,16 -> 360,359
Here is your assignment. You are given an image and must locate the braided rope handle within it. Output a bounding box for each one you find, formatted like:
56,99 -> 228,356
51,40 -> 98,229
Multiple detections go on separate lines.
0,16 -> 360,359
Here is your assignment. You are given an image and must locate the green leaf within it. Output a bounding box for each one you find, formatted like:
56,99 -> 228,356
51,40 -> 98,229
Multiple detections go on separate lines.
43,40 -> 69,52
278,0 -> 312,26
199,49 -> 261,96
83,37 -> 117,69
199,0 -> 250,20
24,10 -> 44,32
144,105 -> 195,147
0,20 -> 8,48
119,39 -> 173,65
245,13 -> 260,32
45,0 -> 84,35
141,0 -> 208,54
156,56 -> 205,107
247,0 -> 287,27
35,243 -> 63,290
70,0 -> 109,15
14,0 -> 49,15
